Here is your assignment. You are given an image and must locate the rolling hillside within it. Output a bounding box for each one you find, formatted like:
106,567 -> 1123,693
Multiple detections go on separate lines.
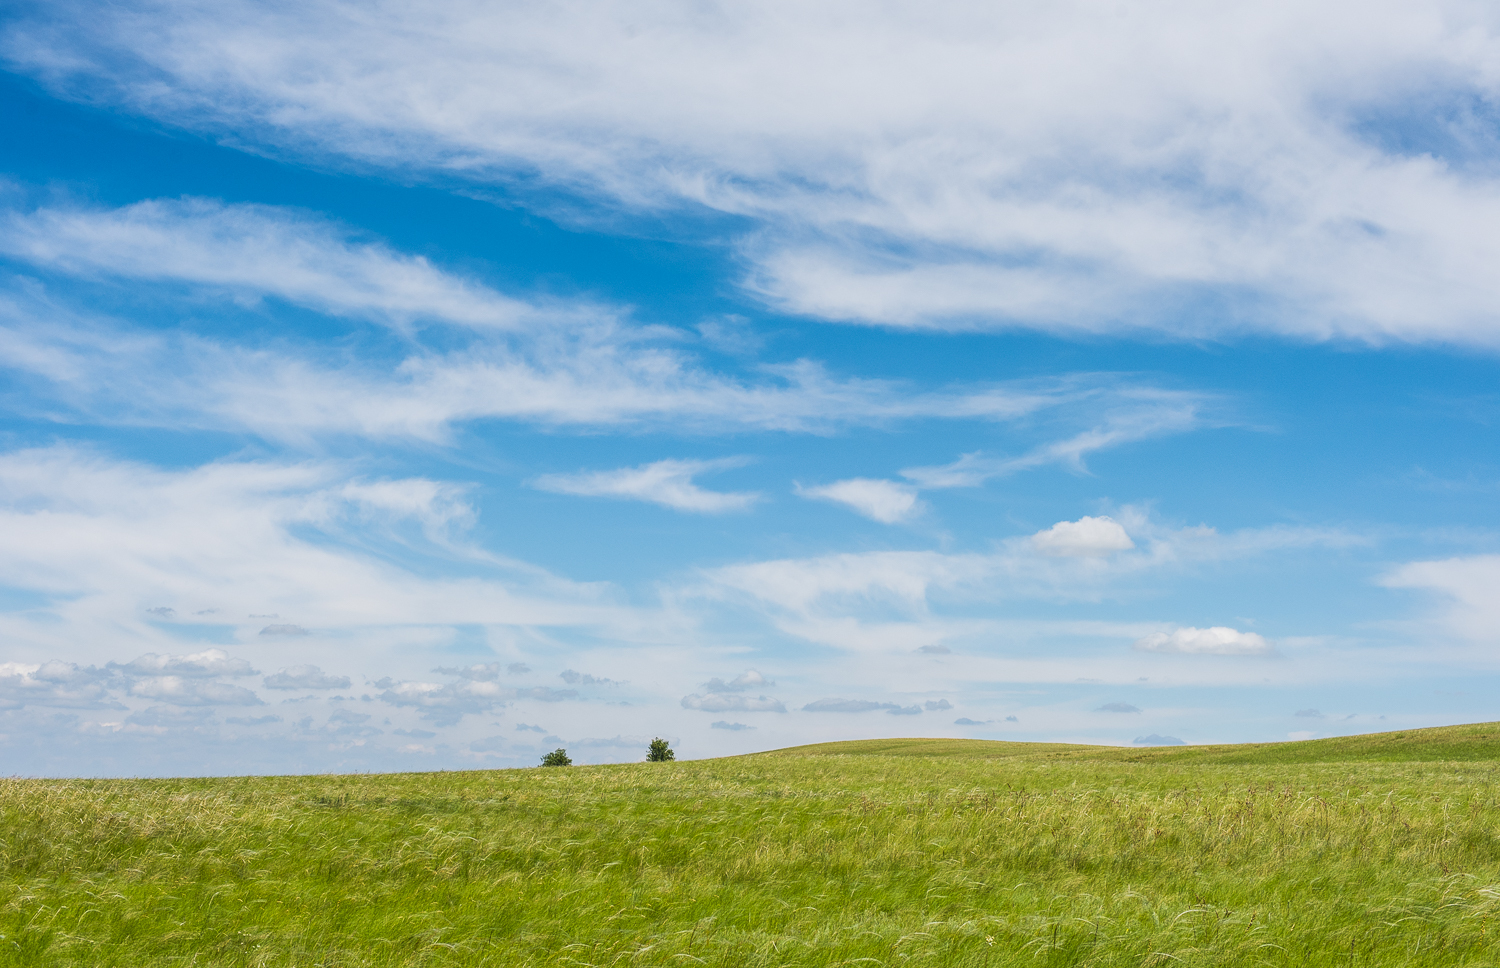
3,722 -> 1500,966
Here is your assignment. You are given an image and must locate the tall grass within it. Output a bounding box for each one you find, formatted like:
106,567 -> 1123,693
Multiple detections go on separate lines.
3,726 -> 1500,965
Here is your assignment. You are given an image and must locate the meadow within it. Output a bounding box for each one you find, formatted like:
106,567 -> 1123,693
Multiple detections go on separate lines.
3,724 -> 1500,966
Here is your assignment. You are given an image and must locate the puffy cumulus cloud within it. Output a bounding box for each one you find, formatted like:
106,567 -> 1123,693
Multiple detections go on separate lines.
118,649 -> 257,678
684,663 -> 786,708
700,670 -> 773,693
796,478 -> 920,524
16,2 -> 1500,343
1031,516 -> 1135,557
533,459 -> 758,514
374,678 -> 501,720
802,698 -> 922,715
711,721 -> 755,731
1133,626 -> 1273,656
1097,702 -> 1141,713
923,699 -> 952,711
954,718 -> 991,726
128,676 -> 262,707
0,661 -> 120,710
262,665 -> 352,690
680,693 -> 786,713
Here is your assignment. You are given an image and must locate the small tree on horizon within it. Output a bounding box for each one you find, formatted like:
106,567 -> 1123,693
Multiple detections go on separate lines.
541,748 -> 572,766
646,737 -> 675,762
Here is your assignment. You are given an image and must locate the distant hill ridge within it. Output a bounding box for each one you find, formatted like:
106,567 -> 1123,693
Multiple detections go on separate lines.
755,720 -> 1500,765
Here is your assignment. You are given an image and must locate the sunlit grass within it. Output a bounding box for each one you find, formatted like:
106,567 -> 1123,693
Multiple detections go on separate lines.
4,723 -> 1500,965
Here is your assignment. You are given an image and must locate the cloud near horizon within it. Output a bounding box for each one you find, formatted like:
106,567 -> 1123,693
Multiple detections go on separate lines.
1133,627 -> 1274,656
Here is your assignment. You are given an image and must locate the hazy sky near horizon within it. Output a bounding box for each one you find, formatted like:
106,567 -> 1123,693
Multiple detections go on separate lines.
3,0 -> 1500,775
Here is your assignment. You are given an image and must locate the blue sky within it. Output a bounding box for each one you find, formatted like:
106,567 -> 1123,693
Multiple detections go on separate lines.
2,0 -> 1500,774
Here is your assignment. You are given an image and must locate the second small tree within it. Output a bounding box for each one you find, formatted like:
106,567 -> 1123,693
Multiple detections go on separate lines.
646,737 -> 675,762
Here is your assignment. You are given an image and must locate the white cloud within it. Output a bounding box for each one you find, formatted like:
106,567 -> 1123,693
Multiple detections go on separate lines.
0,198 -> 544,331
263,665 -> 352,690
258,624 -> 309,637
1133,626 -> 1273,656
119,649 -> 257,678
796,478 -> 920,523
0,445 -> 658,676
12,2 -> 1500,342
533,458 -> 758,513
128,676 -> 262,707
700,670 -> 773,693
699,513 -> 1355,655
679,693 -> 786,713
0,285 -> 1190,443
1382,554 -> 1500,640
902,391 -> 1209,486
375,677 -> 580,725
802,698 -> 922,715
559,670 -> 623,687
373,679 -> 510,725
1031,516 -> 1135,557
0,661 -> 119,710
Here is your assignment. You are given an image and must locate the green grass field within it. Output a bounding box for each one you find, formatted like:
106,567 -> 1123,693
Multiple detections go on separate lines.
5,724 -> 1500,966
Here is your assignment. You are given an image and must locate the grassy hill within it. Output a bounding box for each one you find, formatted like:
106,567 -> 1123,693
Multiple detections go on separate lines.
767,720 -> 1500,764
4,724 -> 1500,966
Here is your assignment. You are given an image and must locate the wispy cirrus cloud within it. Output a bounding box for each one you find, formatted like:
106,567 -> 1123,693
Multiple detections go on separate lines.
902,390 -> 1211,487
0,445 -> 650,669
796,478 -> 921,523
0,198 -> 548,331
534,458 -> 758,514
0,199 -> 1224,450
12,1 -> 1500,343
